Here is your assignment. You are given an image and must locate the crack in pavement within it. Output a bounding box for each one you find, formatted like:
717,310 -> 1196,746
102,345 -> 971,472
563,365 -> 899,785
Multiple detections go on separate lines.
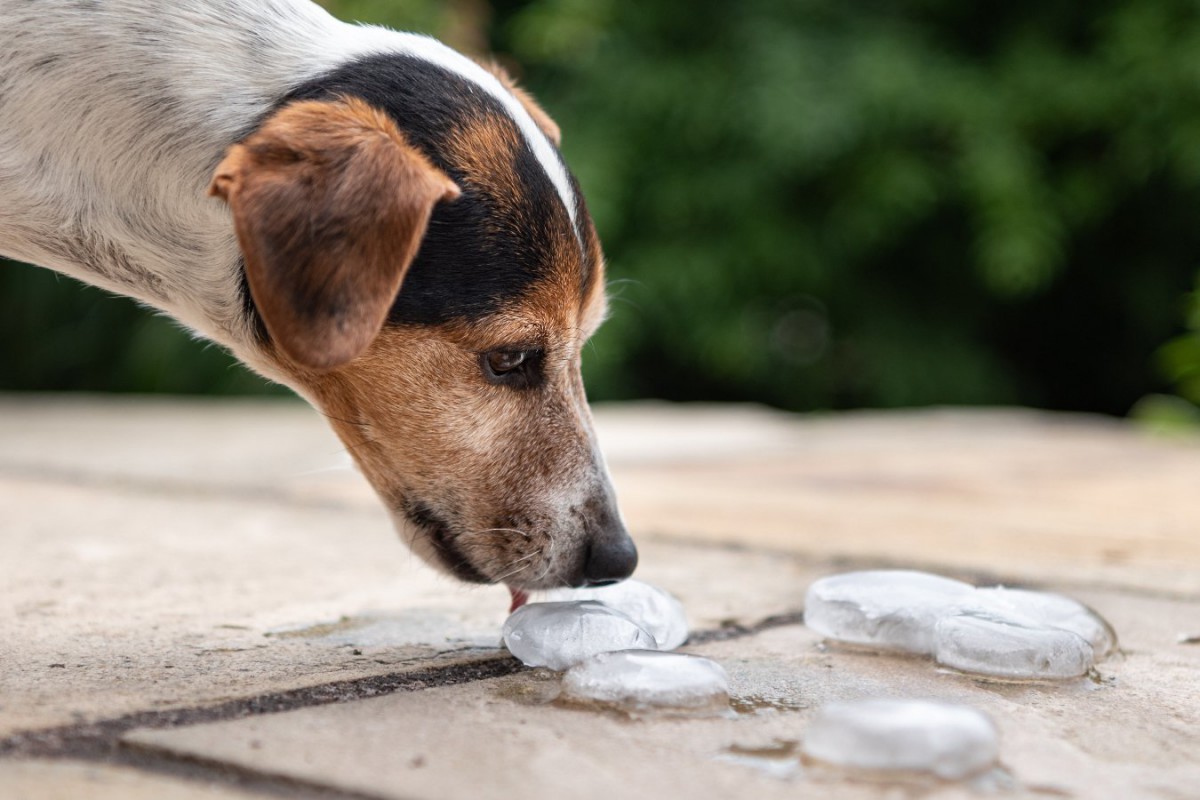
0,463 -> 365,513
0,654 -> 523,760
654,535 -> 1200,603
0,612 -> 809,798
686,610 -> 806,645
108,745 -> 400,800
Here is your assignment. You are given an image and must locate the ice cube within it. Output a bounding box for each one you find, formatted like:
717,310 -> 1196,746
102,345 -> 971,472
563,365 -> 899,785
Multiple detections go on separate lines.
934,611 -> 1095,679
561,650 -> 729,711
970,587 -> 1116,657
502,601 -> 657,671
804,570 -> 975,654
801,698 -> 999,780
540,579 -> 689,650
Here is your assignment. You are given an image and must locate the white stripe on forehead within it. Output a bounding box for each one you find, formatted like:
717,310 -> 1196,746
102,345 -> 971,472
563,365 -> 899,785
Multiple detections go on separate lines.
324,26 -> 579,231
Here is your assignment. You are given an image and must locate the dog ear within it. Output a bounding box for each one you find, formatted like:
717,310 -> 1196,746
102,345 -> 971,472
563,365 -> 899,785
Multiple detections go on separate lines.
208,97 -> 460,371
478,60 -> 562,146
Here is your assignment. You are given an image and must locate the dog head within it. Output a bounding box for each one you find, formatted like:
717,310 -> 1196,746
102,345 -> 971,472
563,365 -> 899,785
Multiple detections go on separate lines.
208,54 -> 635,591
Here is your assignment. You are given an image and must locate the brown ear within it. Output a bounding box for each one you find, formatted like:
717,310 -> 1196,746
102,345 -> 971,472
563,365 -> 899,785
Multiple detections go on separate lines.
208,97 -> 460,370
478,60 -> 562,146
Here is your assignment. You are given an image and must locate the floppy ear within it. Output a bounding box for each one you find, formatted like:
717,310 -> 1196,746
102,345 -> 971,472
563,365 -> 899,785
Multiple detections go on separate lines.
208,97 -> 460,370
478,60 -> 562,146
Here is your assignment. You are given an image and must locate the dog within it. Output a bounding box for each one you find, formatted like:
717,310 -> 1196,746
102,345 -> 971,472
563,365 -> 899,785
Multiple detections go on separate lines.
0,0 -> 637,602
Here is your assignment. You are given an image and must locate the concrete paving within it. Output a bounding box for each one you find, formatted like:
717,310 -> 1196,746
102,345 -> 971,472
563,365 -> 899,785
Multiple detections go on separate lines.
0,761 -> 265,800
2,395 -> 1200,799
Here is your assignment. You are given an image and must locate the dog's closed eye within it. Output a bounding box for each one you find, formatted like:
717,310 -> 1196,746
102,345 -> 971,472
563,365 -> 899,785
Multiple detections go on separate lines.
481,349 -> 543,388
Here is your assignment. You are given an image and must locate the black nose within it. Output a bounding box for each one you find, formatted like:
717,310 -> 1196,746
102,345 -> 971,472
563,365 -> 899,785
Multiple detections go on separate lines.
583,524 -> 638,586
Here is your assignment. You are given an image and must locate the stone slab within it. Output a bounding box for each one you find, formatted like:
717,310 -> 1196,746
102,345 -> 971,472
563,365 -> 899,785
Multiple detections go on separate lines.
0,395 -> 368,508
123,581 -> 1200,800
611,407 -> 1200,595
4,396 -> 1199,596
0,760 -> 263,800
5,395 -> 1200,738
4,397 -> 1200,798
0,468 -> 498,735
0,463 -> 812,735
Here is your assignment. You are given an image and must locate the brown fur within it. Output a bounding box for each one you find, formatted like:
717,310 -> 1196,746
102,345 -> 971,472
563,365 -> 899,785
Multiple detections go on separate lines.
212,93 -> 619,590
441,113 -> 525,210
304,280 -> 608,587
478,60 -> 562,146
209,97 -> 460,370
440,112 -> 583,301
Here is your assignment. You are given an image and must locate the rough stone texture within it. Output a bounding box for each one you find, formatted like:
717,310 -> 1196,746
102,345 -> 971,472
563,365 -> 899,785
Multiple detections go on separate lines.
7,397 -> 1197,594
0,396 -> 816,735
702,593 -> 1200,799
121,584 -> 1200,800
0,472 -> 504,735
606,406 -> 1200,596
0,475 -> 809,735
0,760 -> 265,800
4,396 -> 1200,799
125,672 -> 870,800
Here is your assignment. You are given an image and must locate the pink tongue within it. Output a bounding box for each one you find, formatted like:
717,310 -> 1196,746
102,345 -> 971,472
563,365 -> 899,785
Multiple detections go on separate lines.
508,587 -> 530,613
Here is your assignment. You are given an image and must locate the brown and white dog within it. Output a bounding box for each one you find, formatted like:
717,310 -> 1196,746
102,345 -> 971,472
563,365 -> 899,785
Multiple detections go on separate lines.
0,0 -> 637,600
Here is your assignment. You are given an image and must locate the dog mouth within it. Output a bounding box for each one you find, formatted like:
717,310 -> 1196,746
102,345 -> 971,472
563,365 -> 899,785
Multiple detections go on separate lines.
400,500 -> 570,594
508,587 -> 530,612
404,501 -> 491,585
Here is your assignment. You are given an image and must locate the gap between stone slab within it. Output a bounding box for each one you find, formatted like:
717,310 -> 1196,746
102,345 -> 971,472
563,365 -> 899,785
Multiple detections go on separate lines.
0,465 -> 357,512
0,613 -> 807,799
110,745 -> 398,800
643,531 -> 1200,603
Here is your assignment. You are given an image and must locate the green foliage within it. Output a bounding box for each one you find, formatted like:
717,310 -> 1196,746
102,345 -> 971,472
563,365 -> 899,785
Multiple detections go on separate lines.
0,265 -> 286,394
496,0 -> 1200,411
1136,274 -> 1200,431
3,0 -> 1199,414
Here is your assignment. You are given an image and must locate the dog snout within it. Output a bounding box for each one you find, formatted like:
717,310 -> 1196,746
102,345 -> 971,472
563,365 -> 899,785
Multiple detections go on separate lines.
580,509 -> 638,587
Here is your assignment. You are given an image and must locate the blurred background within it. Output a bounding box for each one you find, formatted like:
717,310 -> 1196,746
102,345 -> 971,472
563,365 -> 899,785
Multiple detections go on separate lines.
3,0 -> 1200,425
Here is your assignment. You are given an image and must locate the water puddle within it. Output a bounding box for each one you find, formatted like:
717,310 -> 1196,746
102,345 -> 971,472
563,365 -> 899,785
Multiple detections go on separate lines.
492,670 -> 563,707
716,740 -> 802,780
729,694 -> 805,715
266,616 -> 364,639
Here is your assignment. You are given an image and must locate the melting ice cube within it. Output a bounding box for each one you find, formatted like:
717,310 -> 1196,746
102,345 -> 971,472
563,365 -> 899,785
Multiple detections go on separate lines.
934,612 -> 1095,679
540,579 -> 689,650
803,569 -> 1115,681
801,698 -> 999,780
561,650 -> 729,711
502,601 -> 657,671
804,570 -> 975,654
969,587 -> 1116,657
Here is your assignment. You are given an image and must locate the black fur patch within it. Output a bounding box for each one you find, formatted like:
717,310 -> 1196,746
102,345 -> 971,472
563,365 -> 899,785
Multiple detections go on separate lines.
405,500 -> 490,584
235,256 -> 269,344
281,54 -> 588,327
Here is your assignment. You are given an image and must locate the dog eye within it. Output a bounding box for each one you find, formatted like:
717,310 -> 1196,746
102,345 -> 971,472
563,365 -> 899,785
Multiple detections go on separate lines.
486,350 -> 526,374
480,349 -> 541,387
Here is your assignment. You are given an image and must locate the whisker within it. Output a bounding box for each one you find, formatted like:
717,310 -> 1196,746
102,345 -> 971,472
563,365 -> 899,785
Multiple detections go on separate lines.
474,527 -> 533,540
607,294 -> 641,312
532,554 -> 556,584
491,553 -> 538,584
606,277 -> 643,291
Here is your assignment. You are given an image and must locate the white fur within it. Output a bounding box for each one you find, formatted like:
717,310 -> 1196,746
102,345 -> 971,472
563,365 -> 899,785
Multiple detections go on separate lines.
0,0 -> 575,381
